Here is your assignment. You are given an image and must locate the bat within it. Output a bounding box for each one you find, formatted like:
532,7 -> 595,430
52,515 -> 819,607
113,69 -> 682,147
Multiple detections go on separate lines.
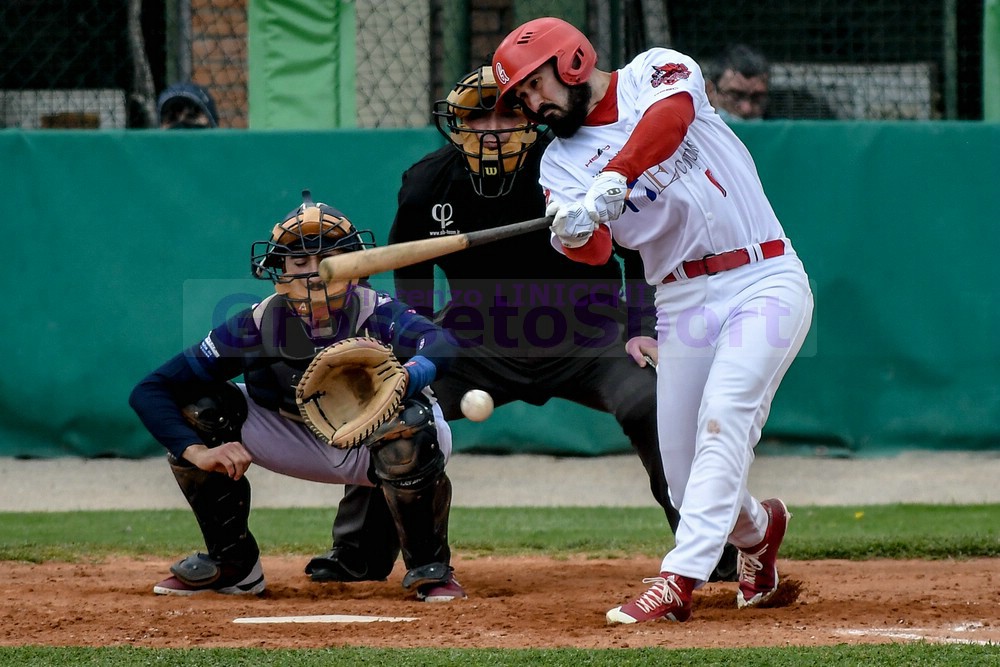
319,215 -> 554,282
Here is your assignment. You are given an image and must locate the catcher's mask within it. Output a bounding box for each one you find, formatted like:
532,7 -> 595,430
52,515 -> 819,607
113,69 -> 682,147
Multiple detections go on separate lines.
433,66 -> 539,198
251,190 -> 375,327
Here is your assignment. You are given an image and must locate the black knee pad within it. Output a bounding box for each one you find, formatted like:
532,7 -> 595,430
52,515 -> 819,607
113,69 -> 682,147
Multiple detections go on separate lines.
370,424 -> 445,491
179,381 -> 248,447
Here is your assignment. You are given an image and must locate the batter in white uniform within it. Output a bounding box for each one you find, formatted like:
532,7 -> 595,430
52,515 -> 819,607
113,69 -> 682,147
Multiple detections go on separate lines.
493,17 -> 814,624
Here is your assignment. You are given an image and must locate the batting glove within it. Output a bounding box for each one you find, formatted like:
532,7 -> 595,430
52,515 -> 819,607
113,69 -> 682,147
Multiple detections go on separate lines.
546,200 -> 595,248
583,171 -> 628,223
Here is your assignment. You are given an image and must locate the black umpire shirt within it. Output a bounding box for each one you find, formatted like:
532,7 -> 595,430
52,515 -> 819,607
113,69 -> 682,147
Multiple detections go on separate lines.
389,138 -> 656,358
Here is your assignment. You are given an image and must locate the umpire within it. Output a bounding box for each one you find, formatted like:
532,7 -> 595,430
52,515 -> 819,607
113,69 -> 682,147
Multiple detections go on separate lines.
305,66 -> 739,583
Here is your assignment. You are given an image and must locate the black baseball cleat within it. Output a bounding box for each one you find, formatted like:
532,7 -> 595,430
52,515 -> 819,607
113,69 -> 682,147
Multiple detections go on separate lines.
305,545 -> 392,582
708,543 -> 741,582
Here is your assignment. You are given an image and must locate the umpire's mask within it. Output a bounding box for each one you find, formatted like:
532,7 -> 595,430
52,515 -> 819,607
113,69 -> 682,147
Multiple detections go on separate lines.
433,66 -> 539,198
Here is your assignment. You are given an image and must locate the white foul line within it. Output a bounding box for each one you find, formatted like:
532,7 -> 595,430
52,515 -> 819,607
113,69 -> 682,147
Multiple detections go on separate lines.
836,624 -> 996,646
234,614 -> 417,624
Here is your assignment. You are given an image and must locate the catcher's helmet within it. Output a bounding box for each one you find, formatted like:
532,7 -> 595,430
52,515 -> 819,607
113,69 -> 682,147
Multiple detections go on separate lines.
251,190 -> 375,325
251,190 -> 374,280
433,66 -> 539,198
492,17 -> 597,109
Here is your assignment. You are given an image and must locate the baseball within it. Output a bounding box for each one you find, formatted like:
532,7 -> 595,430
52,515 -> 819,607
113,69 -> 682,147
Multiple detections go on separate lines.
460,389 -> 494,422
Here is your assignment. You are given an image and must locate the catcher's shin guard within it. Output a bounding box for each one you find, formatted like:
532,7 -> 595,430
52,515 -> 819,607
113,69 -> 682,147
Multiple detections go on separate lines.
168,456 -> 260,573
369,420 -> 452,577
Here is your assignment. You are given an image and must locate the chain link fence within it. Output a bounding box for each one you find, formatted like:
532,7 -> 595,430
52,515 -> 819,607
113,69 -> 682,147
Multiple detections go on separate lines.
0,0 -> 986,129
658,1 -> 984,121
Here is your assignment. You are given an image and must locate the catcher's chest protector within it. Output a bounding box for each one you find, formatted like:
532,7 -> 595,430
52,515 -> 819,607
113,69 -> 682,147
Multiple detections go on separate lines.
244,289 -> 378,413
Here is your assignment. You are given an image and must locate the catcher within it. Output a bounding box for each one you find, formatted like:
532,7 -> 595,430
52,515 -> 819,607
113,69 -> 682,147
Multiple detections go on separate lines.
129,190 -> 465,602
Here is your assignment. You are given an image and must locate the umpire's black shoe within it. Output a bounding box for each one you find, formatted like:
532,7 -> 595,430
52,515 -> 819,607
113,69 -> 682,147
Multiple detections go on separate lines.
305,546 -> 393,582
707,543 -> 741,583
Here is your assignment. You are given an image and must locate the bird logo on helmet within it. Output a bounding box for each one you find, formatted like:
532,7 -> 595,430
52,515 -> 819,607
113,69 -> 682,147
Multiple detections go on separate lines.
492,17 -> 597,111
432,65 -> 539,198
250,190 -> 375,329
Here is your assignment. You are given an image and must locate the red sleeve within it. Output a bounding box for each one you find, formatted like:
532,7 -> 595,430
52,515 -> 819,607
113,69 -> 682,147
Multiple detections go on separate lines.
562,225 -> 613,265
604,92 -> 694,181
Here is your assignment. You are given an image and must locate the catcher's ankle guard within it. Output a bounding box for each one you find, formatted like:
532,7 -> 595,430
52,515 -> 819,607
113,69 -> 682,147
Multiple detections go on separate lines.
401,561 -> 451,590
170,553 -> 222,586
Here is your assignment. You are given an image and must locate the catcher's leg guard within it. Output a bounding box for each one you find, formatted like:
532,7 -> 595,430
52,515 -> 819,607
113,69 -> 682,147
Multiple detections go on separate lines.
168,381 -> 258,577
368,400 -> 452,588
305,484 -> 401,582
168,455 -> 260,578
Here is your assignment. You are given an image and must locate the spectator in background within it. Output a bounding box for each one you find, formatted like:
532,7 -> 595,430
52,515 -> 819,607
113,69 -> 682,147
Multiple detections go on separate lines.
157,82 -> 219,129
704,44 -> 770,122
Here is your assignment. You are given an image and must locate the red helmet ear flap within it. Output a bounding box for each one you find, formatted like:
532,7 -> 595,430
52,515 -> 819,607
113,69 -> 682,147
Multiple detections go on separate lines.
560,44 -> 595,84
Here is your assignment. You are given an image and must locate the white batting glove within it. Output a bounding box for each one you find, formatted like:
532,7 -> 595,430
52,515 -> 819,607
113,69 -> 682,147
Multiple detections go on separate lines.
583,171 -> 628,223
546,200 -> 595,249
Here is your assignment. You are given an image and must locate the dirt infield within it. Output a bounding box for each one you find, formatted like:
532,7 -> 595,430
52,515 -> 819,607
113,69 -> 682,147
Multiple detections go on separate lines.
2,555 -> 997,649
2,452 -> 998,649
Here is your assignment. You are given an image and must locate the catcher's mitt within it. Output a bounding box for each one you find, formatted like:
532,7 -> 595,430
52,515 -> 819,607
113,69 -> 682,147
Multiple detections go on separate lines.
295,337 -> 408,449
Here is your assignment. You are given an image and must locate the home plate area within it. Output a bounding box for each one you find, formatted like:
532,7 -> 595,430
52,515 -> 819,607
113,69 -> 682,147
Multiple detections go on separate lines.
234,614 -> 417,624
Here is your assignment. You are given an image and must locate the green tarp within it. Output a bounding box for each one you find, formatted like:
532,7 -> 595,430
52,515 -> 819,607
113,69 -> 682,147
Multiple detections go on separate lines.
1,123 -> 998,458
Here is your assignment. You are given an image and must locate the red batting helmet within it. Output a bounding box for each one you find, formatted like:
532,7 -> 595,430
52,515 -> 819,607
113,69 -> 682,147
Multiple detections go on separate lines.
492,17 -> 597,107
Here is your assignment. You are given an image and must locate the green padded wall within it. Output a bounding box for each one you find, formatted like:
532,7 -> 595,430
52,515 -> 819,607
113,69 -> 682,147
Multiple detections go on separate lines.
1,122 -> 998,458
248,0 -> 356,128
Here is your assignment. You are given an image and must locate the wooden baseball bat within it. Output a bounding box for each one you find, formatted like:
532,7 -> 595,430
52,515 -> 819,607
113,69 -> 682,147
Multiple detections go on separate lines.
319,215 -> 554,282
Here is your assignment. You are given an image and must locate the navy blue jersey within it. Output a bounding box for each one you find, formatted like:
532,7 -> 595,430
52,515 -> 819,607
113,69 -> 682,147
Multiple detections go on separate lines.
130,285 -> 455,458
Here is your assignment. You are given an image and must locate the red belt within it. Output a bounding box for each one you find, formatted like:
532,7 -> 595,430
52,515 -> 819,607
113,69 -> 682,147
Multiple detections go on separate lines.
662,239 -> 786,284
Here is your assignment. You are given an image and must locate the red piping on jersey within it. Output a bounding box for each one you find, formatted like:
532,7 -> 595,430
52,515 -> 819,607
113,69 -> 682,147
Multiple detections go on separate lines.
584,71 -> 619,125
602,92 -> 695,182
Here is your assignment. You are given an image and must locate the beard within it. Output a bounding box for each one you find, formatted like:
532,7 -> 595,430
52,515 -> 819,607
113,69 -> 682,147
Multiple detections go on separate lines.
522,83 -> 592,139
544,83 -> 592,138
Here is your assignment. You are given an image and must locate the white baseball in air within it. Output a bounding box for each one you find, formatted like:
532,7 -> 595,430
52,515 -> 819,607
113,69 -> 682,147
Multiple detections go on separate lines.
460,390 -> 494,422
